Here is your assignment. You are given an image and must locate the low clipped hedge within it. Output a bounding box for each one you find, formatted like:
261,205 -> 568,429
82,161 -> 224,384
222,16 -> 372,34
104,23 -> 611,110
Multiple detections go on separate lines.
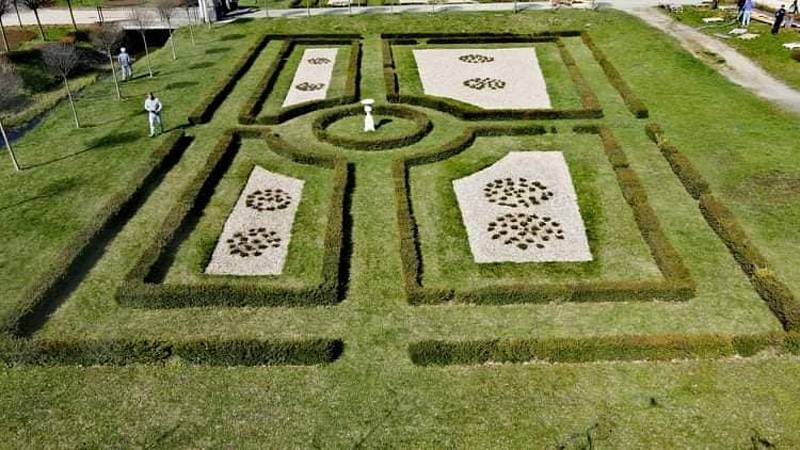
116,129 -> 350,308
409,332 -> 800,365
646,124 -> 800,331
313,104 -> 433,151
189,34 -> 270,125
555,38 -> 603,111
382,35 -> 602,121
394,124 -> 695,305
241,38 -> 363,126
0,337 -> 343,366
1,131 -> 191,337
645,123 -> 709,199
581,32 -> 649,119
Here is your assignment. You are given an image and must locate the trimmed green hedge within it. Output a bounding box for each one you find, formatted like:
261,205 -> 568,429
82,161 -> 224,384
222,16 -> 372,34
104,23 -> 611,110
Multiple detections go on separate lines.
393,124 -> 694,305
646,124 -> 800,331
0,337 -> 343,366
408,333 -> 800,365
1,131 -> 191,337
555,37 -> 602,111
382,35 -> 603,121
189,34 -> 270,125
580,32 -> 649,119
239,38 -> 363,126
312,104 -> 433,151
116,129 -> 350,308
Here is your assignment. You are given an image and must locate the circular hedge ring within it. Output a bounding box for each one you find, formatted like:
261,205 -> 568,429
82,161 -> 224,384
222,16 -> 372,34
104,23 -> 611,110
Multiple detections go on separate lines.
313,104 -> 433,151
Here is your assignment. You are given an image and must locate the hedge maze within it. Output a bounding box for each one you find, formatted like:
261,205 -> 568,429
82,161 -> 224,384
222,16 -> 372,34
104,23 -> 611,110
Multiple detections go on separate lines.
4,28 -> 798,370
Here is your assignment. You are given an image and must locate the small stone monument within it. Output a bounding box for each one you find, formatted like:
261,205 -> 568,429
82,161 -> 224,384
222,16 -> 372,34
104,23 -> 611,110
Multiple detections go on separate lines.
361,98 -> 376,132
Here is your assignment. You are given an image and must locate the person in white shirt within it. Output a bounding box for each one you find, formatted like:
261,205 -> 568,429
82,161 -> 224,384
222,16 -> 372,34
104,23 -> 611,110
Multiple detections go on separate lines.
118,47 -> 133,81
144,92 -> 163,137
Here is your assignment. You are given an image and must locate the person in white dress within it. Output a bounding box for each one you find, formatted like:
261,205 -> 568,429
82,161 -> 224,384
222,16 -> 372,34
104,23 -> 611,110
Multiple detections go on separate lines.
364,104 -> 376,132
144,92 -> 164,137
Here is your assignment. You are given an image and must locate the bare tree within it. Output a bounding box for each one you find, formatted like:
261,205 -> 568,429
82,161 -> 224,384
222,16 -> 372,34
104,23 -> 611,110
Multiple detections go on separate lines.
156,0 -> 181,60
12,0 -> 22,27
64,0 -> 77,32
21,0 -> 53,41
128,9 -> 153,78
182,0 -> 196,46
90,23 -> 124,100
0,58 -> 23,171
0,0 -> 11,52
42,43 -> 81,128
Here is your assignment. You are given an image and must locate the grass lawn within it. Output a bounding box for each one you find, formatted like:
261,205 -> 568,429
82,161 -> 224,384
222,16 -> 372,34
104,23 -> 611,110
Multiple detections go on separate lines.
672,5 -> 800,90
1,8 -> 800,447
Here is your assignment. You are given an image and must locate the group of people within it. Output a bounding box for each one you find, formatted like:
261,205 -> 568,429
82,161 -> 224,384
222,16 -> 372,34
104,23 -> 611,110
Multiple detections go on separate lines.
115,47 -> 164,137
737,0 -> 798,33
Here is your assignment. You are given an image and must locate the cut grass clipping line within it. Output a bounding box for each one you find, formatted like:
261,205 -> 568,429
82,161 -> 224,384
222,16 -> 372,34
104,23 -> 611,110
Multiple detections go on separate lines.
395,122 -> 694,305
645,123 -> 800,332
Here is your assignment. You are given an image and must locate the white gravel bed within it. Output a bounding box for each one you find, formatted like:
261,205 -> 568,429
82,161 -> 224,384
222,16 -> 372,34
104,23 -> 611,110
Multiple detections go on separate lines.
205,166 -> 304,276
283,48 -> 339,108
413,47 -> 552,110
452,151 -> 592,263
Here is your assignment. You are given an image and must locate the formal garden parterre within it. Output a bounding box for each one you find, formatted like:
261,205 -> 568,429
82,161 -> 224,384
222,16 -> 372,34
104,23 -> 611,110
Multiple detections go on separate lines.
3,10 -> 800,447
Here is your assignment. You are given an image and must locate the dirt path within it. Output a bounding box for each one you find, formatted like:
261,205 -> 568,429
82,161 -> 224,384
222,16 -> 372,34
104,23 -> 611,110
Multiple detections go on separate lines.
624,6 -> 800,114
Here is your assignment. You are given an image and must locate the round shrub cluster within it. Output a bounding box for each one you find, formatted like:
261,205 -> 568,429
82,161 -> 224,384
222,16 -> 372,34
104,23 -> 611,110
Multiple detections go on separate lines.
483,177 -> 555,208
487,213 -> 565,250
227,228 -> 282,257
458,54 -> 495,64
296,82 -> 326,92
246,188 -> 293,212
463,77 -> 507,91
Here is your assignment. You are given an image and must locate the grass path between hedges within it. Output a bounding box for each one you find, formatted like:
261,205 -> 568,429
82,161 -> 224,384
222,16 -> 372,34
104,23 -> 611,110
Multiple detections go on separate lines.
2,9 -> 800,447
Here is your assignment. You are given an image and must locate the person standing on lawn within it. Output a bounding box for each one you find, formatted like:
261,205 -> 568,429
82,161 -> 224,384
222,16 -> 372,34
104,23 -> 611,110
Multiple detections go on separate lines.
118,47 -> 133,81
144,92 -> 163,137
772,5 -> 787,33
737,0 -> 747,22
742,0 -> 754,26
786,0 -> 798,28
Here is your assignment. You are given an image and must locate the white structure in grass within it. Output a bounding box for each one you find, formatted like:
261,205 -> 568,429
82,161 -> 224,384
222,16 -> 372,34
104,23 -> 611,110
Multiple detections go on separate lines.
453,152 -> 592,263
283,48 -> 339,108
361,98 -> 376,132
206,166 -> 304,276
413,48 -> 552,110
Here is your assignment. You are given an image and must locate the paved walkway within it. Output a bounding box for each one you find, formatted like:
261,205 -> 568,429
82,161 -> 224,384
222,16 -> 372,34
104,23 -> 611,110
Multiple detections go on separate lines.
623,6 -> 800,113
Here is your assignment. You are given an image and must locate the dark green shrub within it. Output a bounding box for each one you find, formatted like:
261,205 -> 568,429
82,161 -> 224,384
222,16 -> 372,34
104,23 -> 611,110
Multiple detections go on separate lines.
556,38 -> 602,111
791,48 -> 800,62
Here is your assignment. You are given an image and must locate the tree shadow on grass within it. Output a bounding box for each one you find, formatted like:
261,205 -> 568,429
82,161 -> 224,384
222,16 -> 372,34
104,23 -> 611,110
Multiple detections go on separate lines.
188,61 -> 215,70
205,47 -> 231,55
164,81 -> 200,91
219,33 -> 246,41
23,130 -> 141,170
0,175 -> 82,214
375,118 -> 393,130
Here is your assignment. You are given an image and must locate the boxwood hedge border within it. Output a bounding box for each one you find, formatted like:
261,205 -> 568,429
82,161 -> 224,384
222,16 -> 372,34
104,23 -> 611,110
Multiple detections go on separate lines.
646,123 -> 800,331
381,32 -> 603,121
408,332 -> 800,365
312,103 -> 433,151
0,131 -> 192,338
0,336 -> 344,366
238,36 -> 363,126
394,123 -> 695,305
115,128 -> 351,308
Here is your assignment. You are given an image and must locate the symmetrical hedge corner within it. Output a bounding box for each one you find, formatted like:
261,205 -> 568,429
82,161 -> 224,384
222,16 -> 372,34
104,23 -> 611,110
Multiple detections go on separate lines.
238,36 -> 363,126
381,33 -> 603,121
115,129 -> 351,309
646,123 -> 800,331
580,32 -> 649,119
393,123 -> 695,306
1,131 -> 191,337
